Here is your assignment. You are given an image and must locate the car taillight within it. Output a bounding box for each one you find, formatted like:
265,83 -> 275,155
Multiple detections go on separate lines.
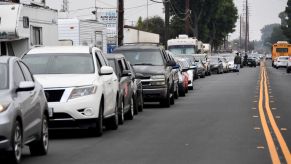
289,57 -> 291,61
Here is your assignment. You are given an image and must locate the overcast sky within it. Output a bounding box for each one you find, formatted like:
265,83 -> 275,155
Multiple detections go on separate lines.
45,0 -> 288,41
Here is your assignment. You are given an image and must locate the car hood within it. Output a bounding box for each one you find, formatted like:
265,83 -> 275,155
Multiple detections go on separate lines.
34,74 -> 97,88
133,65 -> 166,75
0,90 -> 12,105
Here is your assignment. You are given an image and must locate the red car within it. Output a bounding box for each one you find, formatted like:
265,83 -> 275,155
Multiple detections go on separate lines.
176,58 -> 191,96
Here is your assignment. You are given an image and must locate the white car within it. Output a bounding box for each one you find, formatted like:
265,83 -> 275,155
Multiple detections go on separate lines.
23,46 -> 119,136
275,56 -> 289,69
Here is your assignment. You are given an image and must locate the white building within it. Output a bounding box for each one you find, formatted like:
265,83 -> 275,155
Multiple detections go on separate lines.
0,1 -> 58,57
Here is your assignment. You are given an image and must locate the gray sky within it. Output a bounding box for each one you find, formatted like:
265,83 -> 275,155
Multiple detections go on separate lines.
45,0 -> 288,41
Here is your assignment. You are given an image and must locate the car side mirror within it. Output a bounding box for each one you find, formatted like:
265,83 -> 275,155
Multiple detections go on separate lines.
167,60 -> 176,67
135,73 -> 144,79
17,81 -> 35,92
100,66 -> 114,75
172,64 -> 180,69
182,68 -> 188,72
122,70 -> 132,77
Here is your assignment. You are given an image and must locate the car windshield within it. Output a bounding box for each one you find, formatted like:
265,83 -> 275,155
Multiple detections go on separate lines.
168,45 -> 197,55
209,57 -> 220,64
279,57 -> 289,60
114,49 -> 164,66
23,53 -> 94,74
0,64 -> 8,89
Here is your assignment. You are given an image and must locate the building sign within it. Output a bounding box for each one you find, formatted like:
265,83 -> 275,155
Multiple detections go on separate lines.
98,9 -> 117,43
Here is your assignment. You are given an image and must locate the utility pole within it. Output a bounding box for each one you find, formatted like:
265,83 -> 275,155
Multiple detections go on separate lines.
146,0 -> 149,30
239,15 -> 242,51
245,0 -> 249,54
94,0 -> 98,21
117,0 -> 124,46
61,0 -> 69,12
164,0 -> 170,47
185,0 -> 190,35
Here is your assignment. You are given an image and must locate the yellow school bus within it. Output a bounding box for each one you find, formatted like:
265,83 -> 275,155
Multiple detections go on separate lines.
272,41 -> 291,61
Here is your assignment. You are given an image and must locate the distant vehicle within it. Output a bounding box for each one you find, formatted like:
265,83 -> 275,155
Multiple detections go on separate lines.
266,54 -> 272,59
106,54 -> 135,124
123,27 -> 160,44
225,56 -> 235,71
286,57 -> 291,73
175,58 -> 190,96
209,56 -> 224,74
194,54 -> 211,76
220,57 -> 230,73
126,61 -> 144,113
246,57 -> 257,67
114,44 -> 176,107
272,41 -> 291,66
202,44 -> 211,54
195,60 -> 206,78
274,56 -> 289,69
23,46 -> 119,136
0,56 -> 49,164
167,35 -> 198,55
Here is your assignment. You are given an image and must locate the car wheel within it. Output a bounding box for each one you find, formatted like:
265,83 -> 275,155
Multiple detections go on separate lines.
6,121 -> 22,164
170,93 -> 175,105
29,115 -> 49,156
93,102 -> 104,136
160,88 -> 170,108
174,85 -> 179,99
287,69 -> 290,73
105,102 -> 119,130
276,66 -> 278,69
118,101 -> 125,125
179,88 -> 186,96
138,95 -> 143,112
125,97 -> 134,120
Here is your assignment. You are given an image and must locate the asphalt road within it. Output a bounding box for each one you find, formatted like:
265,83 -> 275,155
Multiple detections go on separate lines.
20,64 -> 287,164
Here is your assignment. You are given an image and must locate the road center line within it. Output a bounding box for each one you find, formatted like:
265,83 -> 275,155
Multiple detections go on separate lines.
263,67 -> 291,163
258,67 -> 280,163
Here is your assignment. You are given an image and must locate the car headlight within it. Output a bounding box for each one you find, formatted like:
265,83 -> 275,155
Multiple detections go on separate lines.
0,104 -> 9,113
69,86 -> 97,100
151,75 -> 165,79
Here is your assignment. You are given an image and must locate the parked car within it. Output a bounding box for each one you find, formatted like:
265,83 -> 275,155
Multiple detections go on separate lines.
195,60 -> 206,78
0,56 -> 49,164
194,54 -> 211,76
275,56 -> 289,69
114,44 -> 176,107
175,58 -> 190,96
225,56 -> 235,71
126,61 -> 144,113
209,56 -> 224,74
166,51 -> 180,99
23,46 -> 119,136
220,57 -> 230,73
106,54 -> 135,124
246,57 -> 257,67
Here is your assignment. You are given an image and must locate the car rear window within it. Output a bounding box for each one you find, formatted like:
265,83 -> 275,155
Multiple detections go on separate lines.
0,63 -> 8,89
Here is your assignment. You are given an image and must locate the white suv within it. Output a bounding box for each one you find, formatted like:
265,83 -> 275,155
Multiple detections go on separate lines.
22,46 -> 119,136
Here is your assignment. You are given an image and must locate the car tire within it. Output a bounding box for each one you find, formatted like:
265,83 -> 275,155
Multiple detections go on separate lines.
105,102 -> 119,130
276,66 -> 278,69
6,121 -> 22,164
118,101 -> 125,125
138,96 -> 143,112
179,88 -> 186,96
170,94 -> 175,105
133,97 -> 139,115
174,85 -> 179,99
93,102 -> 104,137
287,69 -> 290,73
125,97 -> 134,120
29,115 -> 49,156
160,88 -> 170,108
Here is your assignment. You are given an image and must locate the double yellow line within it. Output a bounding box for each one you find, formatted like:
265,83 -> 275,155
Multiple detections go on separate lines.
259,62 -> 291,163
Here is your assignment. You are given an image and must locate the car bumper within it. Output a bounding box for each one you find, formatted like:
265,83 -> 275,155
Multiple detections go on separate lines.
277,62 -> 288,67
48,94 -> 101,128
142,87 -> 167,101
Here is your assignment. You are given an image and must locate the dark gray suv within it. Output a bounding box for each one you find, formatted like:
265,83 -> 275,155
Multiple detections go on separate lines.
0,57 -> 49,164
114,44 -> 176,107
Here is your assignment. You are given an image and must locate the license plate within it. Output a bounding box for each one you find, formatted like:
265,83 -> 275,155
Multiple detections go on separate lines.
248,62 -> 251,64
48,107 -> 54,117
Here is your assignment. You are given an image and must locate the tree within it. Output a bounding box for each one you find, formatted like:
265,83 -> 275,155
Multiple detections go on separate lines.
282,0 -> 291,42
136,17 -> 143,30
135,16 -> 165,43
169,0 -> 238,50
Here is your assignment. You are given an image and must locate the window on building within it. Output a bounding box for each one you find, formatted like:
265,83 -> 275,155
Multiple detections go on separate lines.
23,16 -> 29,28
31,26 -> 42,45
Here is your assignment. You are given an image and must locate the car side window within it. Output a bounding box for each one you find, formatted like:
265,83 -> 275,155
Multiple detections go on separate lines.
95,52 -> 102,72
19,62 -> 34,81
121,59 -> 129,70
117,59 -> 124,72
97,51 -> 107,66
13,62 -> 25,87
